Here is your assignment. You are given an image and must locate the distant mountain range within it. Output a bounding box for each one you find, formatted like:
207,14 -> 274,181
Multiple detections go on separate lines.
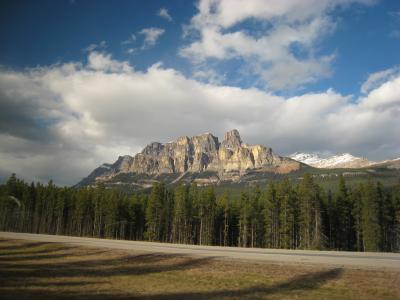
77,130 -> 399,189
289,152 -> 400,169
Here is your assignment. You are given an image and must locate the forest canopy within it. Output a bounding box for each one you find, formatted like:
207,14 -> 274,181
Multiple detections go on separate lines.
1,174 -> 399,252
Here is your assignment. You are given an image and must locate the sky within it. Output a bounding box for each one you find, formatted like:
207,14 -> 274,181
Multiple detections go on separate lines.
0,0 -> 400,186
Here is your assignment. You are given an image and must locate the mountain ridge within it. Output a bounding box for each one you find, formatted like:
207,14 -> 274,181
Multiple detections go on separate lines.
289,152 -> 373,169
77,130 -> 302,187
290,152 -> 400,169
77,130 -> 400,189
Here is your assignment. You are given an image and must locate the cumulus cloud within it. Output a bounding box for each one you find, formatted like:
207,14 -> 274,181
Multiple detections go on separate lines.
139,27 -> 165,49
180,0 -> 375,90
87,51 -> 132,72
0,52 -> 399,185
361,66 -> 400,94
192,68 -> 226,85
157,8 -> 173,22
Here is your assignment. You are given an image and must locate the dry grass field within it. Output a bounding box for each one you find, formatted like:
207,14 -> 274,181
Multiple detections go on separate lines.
0,238 -> 399,300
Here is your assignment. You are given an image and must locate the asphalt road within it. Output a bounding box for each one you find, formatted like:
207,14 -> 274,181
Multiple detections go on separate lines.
1,231 -> 400,270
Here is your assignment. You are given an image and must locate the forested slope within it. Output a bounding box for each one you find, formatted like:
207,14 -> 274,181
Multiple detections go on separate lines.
1,174 -> 399,252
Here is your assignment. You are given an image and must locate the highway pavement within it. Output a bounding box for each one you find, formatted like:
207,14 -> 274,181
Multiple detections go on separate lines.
1,231 -> 399,269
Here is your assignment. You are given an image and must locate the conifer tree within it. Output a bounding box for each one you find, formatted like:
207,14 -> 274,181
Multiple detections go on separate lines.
196,186 -> 216,245
216,191 -> 231,246
145,182 -> 167,241
297,174 -> 323,249
0,174 -> 399,253
239,191 -> 251,247
171,184 -> 192,244
263,182 -> 278,248
361,180 -> 381,251
277,178 -> 297,249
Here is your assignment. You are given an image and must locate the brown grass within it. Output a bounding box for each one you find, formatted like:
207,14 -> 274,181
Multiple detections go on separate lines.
0,238 -> 399,299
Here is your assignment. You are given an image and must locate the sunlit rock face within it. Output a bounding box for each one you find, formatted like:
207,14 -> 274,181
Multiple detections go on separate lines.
80,129 -> 301,185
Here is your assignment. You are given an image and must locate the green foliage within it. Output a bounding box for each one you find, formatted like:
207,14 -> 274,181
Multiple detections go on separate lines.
171,184 -> 192,244
1,174 -> 399,252
297,174 -> 323,249
361,180 -> 381,251
145,182 -> 168,241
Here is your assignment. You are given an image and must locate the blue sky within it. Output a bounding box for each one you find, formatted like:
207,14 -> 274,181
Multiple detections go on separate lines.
0,1 -> 195,74
1,0 -> 399,95
0,0 -> 400,185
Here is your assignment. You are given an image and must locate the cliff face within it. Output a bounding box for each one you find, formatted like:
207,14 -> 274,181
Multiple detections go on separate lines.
79,130 -> 301,186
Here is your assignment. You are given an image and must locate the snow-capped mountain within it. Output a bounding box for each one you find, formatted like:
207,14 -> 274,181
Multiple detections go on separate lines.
290,152 -> 374,169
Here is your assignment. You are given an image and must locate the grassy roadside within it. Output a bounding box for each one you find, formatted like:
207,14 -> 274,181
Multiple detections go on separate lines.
0,238 -> 399,299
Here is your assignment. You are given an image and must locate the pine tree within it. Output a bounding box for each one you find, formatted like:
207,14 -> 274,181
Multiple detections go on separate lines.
376,182 -> 395,251
277,178 -> 297,249
335,175 -> 355,250
251,186 -> 264,248
297,174 -> 323,249
393,182 -> 400,251
263,182 -> 278,248
6,173 -> 18,198
239,191 -> 251,247
127,194 -> 146,240
0,174 -> 398,252
216,191 -> 231,246
361,180 -> 381,251
171,184 -> 192,244
196,186 -> 216,245
145,182 -> 167,241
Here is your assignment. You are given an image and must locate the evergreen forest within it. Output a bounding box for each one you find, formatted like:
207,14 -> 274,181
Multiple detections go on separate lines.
1,174 -> 399,252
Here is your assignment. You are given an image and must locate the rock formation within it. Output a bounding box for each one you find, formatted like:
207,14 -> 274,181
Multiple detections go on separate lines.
79,130 -> 301,186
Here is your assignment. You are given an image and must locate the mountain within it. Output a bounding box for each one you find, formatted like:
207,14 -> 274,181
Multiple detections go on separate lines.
78,130 -> 302,187
289,152 -> 374,169
372,158 -> 400,169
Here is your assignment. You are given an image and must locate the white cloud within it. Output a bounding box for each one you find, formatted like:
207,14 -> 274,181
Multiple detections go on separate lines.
87,51 -> 132,72
180,0 -> 375,91
83,40 -> 107,52
139,27 -> 165,49
361,66 -> 400,94
121,34 -> 138,55
0,52 -> 399,185
157,8 -> 173,22
126,48 -> 138,55
193,68 -> 226,85
121,34 -> 136,45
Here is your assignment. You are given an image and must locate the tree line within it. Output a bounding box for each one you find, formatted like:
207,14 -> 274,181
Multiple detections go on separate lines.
1,173 -> 399,252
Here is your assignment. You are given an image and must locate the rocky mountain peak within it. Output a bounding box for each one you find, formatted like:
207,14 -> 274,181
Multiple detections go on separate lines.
191,132 -> 219,152
142,142 -> 164,155
176,136 -> 190,145
222,129 -> 242,149
78,130 -> 302,187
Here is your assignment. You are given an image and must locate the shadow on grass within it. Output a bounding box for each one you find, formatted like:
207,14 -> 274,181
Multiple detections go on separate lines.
0,248 -> 109,261
0,240 -> 343,300
136,267 -> 343,300
0,246 -> 74,257
0,268 -> 343,300
0,239 -> 13,243
0,253 -> 213,278
0,243 -> 214,291
0,241 -> 55,252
